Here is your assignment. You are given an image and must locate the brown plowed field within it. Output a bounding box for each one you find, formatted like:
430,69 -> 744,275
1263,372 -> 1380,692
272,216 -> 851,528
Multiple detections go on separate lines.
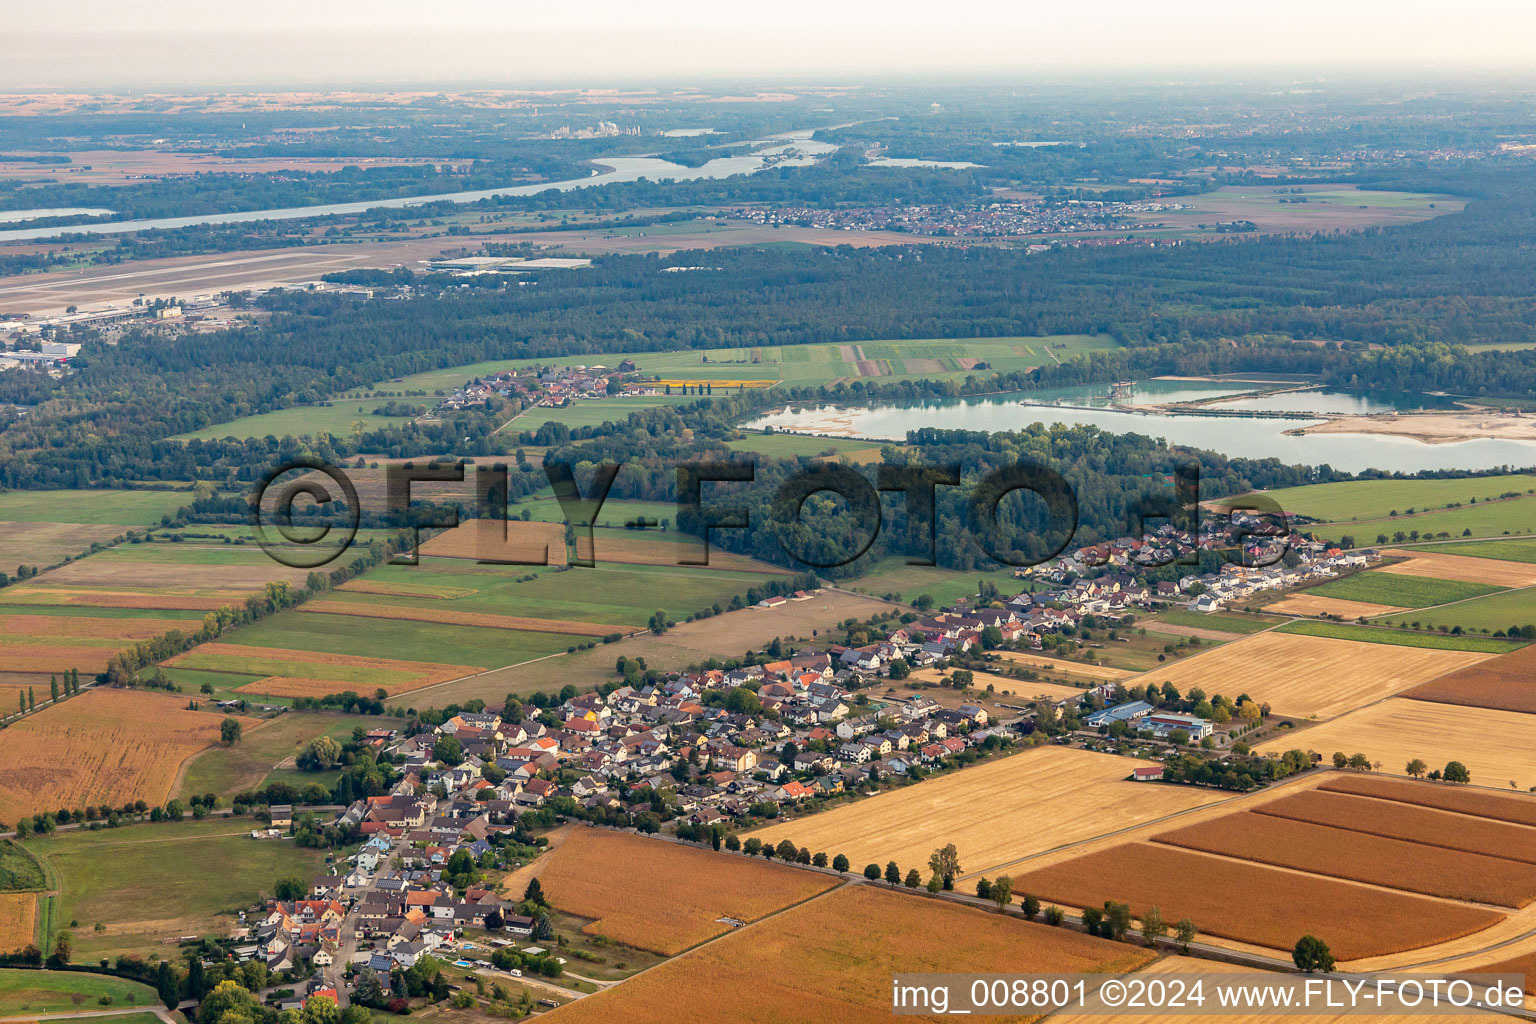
1256,789 -> 1536,864
1153,810 -> 1536,907
1320,774 -> 1536,827
1007,842 -> 1503,960
1378,550 -> 1536,587
1404,644 -> 1536,715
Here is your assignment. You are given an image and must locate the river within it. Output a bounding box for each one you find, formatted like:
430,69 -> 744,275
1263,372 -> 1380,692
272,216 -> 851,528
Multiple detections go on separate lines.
742,384 -> 1536,474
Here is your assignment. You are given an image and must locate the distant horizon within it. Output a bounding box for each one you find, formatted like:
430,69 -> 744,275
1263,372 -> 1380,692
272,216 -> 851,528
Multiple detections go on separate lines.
6,0 -> 1536,91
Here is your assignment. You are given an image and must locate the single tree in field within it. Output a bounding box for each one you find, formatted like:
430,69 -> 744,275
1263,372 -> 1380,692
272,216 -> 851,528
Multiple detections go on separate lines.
884,861 -> 901,887
904,868 -> 921,888
990,875 -> 1013,912
1406,758 -> 1428,779
1346,752 -> 1371,771
1141,906 -> 1167,947
1175,918 -> 1196,953
976,877 -> 992,900
928,843 -> 962,889
1292,935 -> 1334,973
524,877 -> 547,905
1331,751 -> 1347,769
1021,893 -> 1041,920
220,717 -> 242,745
832,853 -> 849,873
1103,901 -> 1133,941
1444,760 -> 1472,784
863,863 -> 881,881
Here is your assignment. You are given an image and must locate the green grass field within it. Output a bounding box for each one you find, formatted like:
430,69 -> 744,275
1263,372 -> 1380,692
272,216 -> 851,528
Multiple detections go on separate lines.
177,712 -> 379,799
1277,618 -> 1528,652
723,433 -> 892,460
0,489 -> 194,526
338,560 -> 775,627
226,608 -> 583,670
25,818 -> 328,961
0,969 -> 158,1014
0,841 -> 43,892
1310,499 -> 1536,544
1220,475 -> 1536,523
85,543 -> 291,567
1149,609 -> 1286,634
509,493 -> 681,529
842,557 -> 1031,607
1416,538 -> 1536,563
1368,586 -> 1536,635
1310,570 -> 1505,608
173,401 -> 414,442
351,335 -> 1119,395
510,394 -> 703,432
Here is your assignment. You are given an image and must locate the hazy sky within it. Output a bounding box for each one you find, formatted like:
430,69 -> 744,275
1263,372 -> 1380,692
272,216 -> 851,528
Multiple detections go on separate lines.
5,0 -> 1535,88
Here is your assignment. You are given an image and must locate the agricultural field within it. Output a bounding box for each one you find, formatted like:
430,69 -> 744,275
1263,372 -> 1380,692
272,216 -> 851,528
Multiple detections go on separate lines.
0,894 -> 36,954
992,651 -> 1136,682
1256,699 -> 1536,789
418,518 -> 787,576
298,597 -> 631,636
175,711 -> 380,799
1369,587 -> 1536,635
172,400 -> 417,441
1266,593 -> 1407,618
1376,550 -> 1536,587
25,817 -> 328,960
541,883 -> 1152,1024
1256,789 -> 1536,864
0,607 -> 209,674
723,432 -> 891,461
1006,841 -> 1503,961
1153,810 -> 1536,907
905,666 -> 1089,703
1277,619 -> 1524,652
371,335 -> 1118,395
0,688 -> 223,824
163,642 -> 481,699
843,556 -> 1038,607
509,393 -> 702,431
1218,475 -> 1536,523
1309,569 -> 1505,608
1318,774 -> 1536,827
0,522 -> 129,576
1148,609 -> 1286,635
1123,629 -> 1494,720
1310,499 -> 1536,545
517,827 -> 838,955
1418,538 -> 1536,563
0,967 -> 157,1014
0,488 -> 196,526
1404,644 -> 1536,714
746,746 -> 1230,881
438,587 -> 896,705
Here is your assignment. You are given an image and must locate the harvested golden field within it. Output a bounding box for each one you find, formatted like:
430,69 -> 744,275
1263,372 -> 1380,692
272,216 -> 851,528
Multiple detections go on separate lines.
0,614 -> 195,640
298,598 -> 628,637
1267,593 -> 1408,618
994,651 -> 1136,680
0,689 -> 221,822
165,643 -> 478,697
907,667 -> 1086,703
1135,631 -> 1493,720
1257,789 -> 1536,864
336,579 -> 476,600
543,884 -> 1152,1024
0,587 -> 242,610
1319,774 -> 1536,827
1378,549 -> 1536,587
420,519 -> 568,565
746,747 -> 1229,880
521,827 -> 837,955
1007,842 -> 1503,961
0,644 -> 120,673
1154,810 -> 1536,907
1405,644 -> 1536,715
1257,699 -> 1536,789
0,893 -> 36,954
